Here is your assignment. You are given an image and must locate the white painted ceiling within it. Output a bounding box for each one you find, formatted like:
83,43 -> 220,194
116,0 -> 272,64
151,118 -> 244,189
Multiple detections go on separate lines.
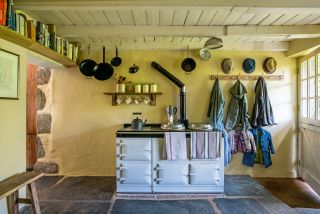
15,0 -> 320,51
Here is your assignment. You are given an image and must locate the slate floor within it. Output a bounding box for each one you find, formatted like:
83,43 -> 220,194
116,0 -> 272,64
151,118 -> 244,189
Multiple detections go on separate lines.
19,175 -> 320,214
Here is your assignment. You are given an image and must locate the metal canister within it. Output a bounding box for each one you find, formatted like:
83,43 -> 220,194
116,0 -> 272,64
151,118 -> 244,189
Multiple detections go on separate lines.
135,83 -> 141,93
150,83 -> 157,93
142,84 -> 149,93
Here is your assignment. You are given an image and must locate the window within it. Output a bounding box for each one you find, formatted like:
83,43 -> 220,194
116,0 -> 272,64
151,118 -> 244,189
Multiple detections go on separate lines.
300,53 -> 320,122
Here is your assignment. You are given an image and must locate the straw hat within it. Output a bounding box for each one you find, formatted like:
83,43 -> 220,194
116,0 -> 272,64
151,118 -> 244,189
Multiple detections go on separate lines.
263,57 -> 277,74
242,58 -> 256,73
221,58 -> 234,74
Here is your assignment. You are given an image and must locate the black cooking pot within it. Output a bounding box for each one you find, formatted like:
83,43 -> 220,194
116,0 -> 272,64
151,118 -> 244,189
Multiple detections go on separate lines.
181,46 -> 196,72
111,46 -> 122,67
93,46 -> 114,81
79,45 -> 96,77
181,58 -> 196,72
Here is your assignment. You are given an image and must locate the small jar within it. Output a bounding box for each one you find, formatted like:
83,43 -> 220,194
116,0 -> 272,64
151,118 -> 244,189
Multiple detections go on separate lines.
142,84 -> 149,93
116,83 -> 125,93
126,81 -> 134,93
150,83 -> 157,93
135,83 -> 141,93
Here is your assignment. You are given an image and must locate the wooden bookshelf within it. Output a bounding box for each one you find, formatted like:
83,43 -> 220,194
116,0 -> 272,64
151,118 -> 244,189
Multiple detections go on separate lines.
0,25 -> 76,67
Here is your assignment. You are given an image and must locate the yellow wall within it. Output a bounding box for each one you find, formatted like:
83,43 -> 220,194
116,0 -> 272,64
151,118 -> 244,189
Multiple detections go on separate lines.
0,39 -> 27,212
50,49 -> 297,177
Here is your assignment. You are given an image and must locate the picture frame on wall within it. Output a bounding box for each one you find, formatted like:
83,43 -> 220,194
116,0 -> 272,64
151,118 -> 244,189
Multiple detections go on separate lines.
0,49 -> 20,99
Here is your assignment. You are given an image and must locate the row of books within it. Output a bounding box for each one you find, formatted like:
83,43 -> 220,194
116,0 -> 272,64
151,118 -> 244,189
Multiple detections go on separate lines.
0,0 -> 79,62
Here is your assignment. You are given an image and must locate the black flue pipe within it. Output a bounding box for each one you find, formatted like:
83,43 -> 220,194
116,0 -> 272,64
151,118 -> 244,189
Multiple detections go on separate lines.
151,62 -> 188,126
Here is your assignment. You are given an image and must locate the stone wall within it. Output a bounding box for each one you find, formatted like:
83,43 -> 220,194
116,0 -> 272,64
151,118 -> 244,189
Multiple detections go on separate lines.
34,67 -> 58,174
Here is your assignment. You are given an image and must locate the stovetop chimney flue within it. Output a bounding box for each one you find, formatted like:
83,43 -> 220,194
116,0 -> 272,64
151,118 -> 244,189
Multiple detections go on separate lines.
151,62 -> 188,126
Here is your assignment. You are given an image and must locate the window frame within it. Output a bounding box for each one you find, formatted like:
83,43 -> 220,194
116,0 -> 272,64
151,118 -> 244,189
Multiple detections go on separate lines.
299,48 -> 320,127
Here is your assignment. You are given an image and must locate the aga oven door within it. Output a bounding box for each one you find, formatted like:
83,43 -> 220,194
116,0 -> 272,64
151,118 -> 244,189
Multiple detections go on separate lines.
117,138 -> 151,161
153,162 -> 189,185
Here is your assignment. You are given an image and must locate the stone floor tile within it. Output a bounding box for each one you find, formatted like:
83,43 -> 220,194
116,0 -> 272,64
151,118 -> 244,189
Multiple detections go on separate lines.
224,175 -> 271,197
111,199 -> 216,214
215,198 -> 269,214
46,176 -> 115,201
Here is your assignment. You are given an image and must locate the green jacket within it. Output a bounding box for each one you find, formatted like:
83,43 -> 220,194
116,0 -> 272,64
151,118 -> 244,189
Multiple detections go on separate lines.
225,80 -> 251,131
207,79 -> 225,131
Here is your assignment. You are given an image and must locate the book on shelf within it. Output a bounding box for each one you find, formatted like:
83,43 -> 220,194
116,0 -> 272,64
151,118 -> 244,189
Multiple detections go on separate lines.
15,12 -> 26,36
26,20 -> 36,41
35,20 -> 44,45
48,24 -> 56,50
0,0 -> 7,26
6,0 -> 15,30
62,39 -> 68,57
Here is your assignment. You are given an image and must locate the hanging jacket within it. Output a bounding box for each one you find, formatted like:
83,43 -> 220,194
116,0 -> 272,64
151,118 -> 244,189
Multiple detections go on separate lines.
251,77 -> 276,127
229,129 -> 256,154
243,128 -> 275,168
207,79 -> 225,131
225,80 -> 251,131
222,126 -> 231,166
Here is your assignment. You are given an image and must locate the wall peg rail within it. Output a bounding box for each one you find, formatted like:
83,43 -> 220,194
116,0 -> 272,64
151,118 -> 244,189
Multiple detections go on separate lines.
210,74 -> 284,81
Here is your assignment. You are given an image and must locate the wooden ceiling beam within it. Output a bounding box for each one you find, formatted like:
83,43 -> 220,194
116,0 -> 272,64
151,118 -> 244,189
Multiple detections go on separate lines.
77,41 -> 289,51
56,25 -> 320,38
56,26 -> 226,37
15,0 -> 320,11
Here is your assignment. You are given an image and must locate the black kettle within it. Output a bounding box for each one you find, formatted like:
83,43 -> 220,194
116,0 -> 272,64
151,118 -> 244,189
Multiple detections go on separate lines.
131,112 -> 147,130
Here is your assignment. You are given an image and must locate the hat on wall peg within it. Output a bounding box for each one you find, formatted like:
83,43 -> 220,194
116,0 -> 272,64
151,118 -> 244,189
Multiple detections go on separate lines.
242,58 -> 256,73
263,57 -> 277,74
221,58 -> 234,74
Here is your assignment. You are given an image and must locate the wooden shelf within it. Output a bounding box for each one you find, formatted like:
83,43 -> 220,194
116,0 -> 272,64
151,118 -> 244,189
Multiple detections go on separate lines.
104,92 -> 162,106
0,25 -> 76,67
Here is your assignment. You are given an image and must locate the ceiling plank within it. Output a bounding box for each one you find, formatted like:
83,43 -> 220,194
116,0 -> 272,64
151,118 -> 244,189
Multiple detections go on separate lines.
223,7 -> 248,25
197,9 -> 217,25
146,9 -> 159,25
144,36 -> 155,42
48,10 -> 73,25
34,11 -> 61,24
89,11 -> 111,25
271,14 -> 298,25
295,14 -> 320,25
234,13 -> 255,25
284,13 -> 311,25
172,9 -> 189,26
247,13 -> 269,25
134,36 -> 145,42
184,9 -> 203,26
75,11 -> 98,25
259,14 -> 284,25
210,8 -> 231,25
309,16 -> 320,24
61,11 -> 85,25
132,10 -> 147,25
104,10 -> 122,25
14,0 -> 320,10
118,10 -> 135,25
160,9 -> 174,25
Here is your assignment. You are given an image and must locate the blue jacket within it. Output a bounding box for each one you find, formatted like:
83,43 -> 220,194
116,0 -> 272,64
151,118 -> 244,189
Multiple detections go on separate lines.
243,128 -> 275,168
